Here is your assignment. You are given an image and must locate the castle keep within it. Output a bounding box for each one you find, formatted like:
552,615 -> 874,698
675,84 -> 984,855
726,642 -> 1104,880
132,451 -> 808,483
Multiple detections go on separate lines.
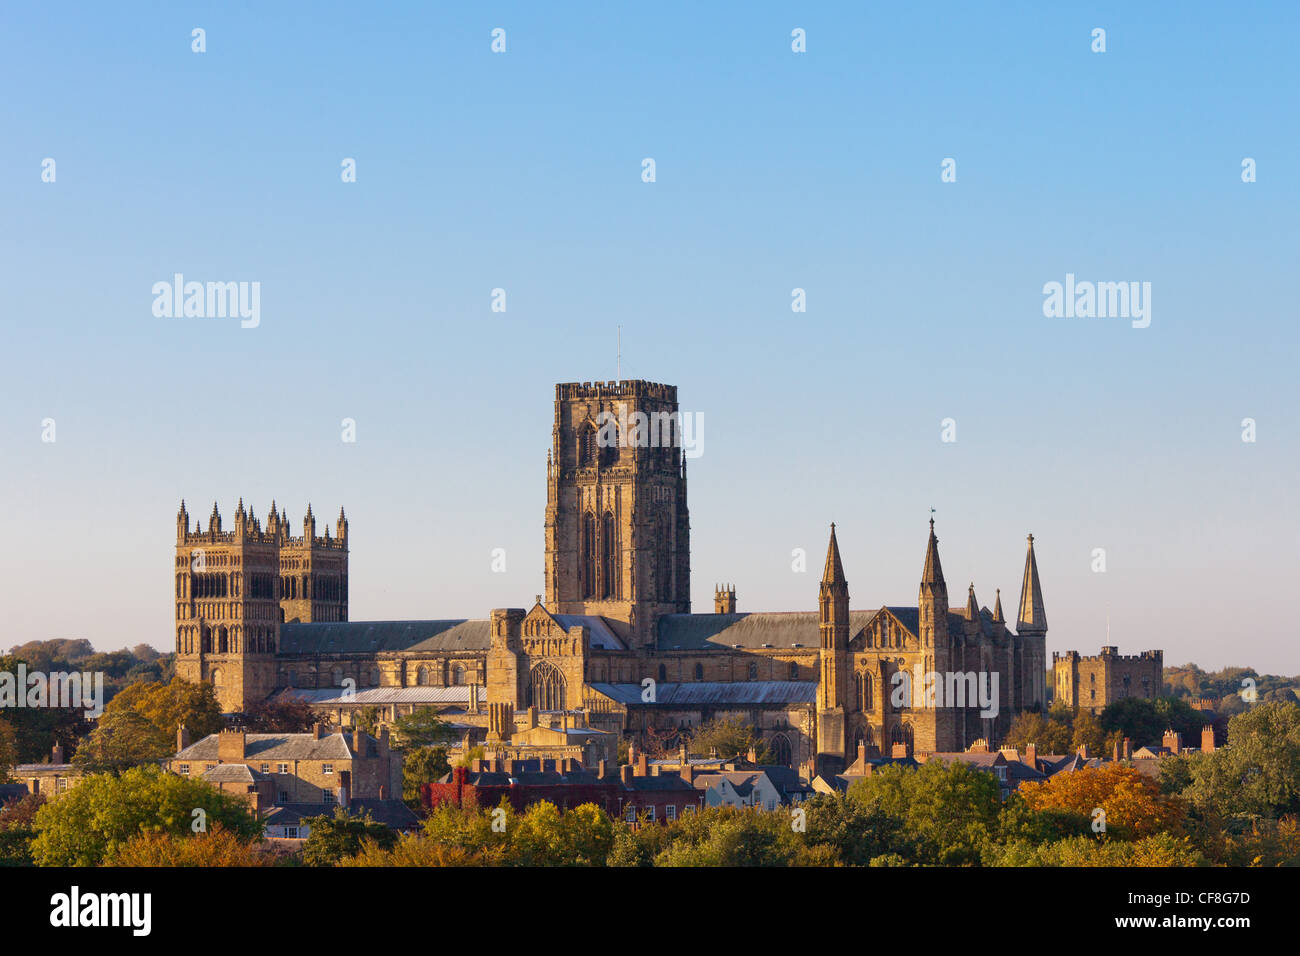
175,380 -> 1050,774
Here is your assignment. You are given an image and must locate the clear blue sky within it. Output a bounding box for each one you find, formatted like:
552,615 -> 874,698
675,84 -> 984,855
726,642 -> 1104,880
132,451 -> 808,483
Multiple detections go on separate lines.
2,2 -> 1296,672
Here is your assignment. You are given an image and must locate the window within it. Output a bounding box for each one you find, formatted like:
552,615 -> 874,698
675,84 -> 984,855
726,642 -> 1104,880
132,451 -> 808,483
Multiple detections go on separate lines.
322,763 -> 334,775
277,763 -> 290,774
789,661 -> 799,680
995,766 -> 1007,781
324,791 -> 336,805
260,763 -> 270,774
278,791 -> 289,804
178,763 -> 190,775
666,805 -> 677,821
644,805 -> 655,822
285,827 -> 299,839
694,663 -> 704,680
748,662 -> 758,680
625,804 -> 637,823
658,664 -> 667,682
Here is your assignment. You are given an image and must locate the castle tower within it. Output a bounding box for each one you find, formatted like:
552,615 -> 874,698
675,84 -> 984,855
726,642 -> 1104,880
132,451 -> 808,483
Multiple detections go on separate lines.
816,524 -> 851,766
174,499 -> 281,713
279,503 -> 349,624
543,381 -> 690,645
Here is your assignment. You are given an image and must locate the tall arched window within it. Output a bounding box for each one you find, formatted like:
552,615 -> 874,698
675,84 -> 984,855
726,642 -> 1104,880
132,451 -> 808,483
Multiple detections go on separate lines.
452,665 -> 465,686
748,661 -> 758,680
416,666 -> 429,686
528,662 -> 566,711
857,673 -> 873,711
582,513 -> 597,598
331,667 -> 344,687
694,662 -> 704,680
658,664 -> 667,682
789,661 -> 799,680
770,733 -> 793,767
601,511 -> 617,598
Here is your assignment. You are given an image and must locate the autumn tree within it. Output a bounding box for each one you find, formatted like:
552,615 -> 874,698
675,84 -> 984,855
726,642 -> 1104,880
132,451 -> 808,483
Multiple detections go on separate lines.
1003,710 -> 1071,754
243,695 -> 316,733
104,825 -> 271,866
1016,763 -> 1186,840
104,678 -> 222,742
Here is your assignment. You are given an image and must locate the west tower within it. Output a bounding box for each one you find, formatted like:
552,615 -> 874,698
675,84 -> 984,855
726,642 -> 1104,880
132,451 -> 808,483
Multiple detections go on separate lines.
544,381 -> 690,645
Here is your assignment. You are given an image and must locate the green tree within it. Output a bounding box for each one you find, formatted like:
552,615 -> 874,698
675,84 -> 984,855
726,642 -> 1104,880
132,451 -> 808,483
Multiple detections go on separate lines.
391,708 -> 456,750
104,678 -> 223,742
1071,709 -> 1107,757
1004,711 -> 1071,754
72,709 -> 172,773
29,764 -> 261,866
1181,701 -> 1300,819
403,746 -> 450,806
299,808 -> 398,866
688,715 -> 771,763
1100,696 -> 1204,749
848,759 -> 1002,865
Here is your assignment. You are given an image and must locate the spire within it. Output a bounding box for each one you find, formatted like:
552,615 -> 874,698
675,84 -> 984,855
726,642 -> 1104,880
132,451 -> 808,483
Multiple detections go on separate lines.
1017,533 -> 1047,634
822,522 -> 846,584
992,588 -> 1004,623
966,583 -> 980,620
921,517 -> 945,588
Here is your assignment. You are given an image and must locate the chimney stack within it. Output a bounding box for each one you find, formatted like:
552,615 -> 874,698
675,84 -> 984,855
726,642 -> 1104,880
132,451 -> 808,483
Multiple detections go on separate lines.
51,742 -> 65,764
313,722 -> 324,740
1201,724 -> 1216,753
635,752 -> 648,777
1162,729 -> 1183,754
1122,737 -> 1132,760
337,769 -> 352,808
620,764 -> 633,785
177,726 -> 191,752
1024,743 -> 1037,768
597,759 -> 607,780
353,726 -> 365,756
217,729 -> 246,762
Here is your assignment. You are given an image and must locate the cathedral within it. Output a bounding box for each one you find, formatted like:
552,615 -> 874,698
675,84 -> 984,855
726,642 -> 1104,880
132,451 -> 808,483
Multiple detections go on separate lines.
173,379 -> 1048,773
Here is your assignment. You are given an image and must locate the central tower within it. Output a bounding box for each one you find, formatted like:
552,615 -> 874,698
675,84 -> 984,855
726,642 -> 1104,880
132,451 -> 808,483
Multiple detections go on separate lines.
544,381 -> 690,645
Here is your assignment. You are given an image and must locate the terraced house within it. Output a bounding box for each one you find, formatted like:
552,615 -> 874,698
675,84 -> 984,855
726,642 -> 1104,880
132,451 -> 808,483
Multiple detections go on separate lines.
173,379 -> 1049,775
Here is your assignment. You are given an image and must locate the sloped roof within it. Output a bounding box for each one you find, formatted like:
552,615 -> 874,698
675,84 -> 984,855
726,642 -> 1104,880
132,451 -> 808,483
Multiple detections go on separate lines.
202,763 -> 268,784
174,732 -> 357,762
589,681 -> 817,706
274,686 -> 485,706
551,615 -> 628,650
655,612 -> 878,651
279,620 -> 490,655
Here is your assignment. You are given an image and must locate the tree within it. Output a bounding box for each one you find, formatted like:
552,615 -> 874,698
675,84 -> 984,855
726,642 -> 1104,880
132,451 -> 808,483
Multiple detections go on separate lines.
1003,710 -> 1071,754
337,832 -> 485,866
1181,700 -> 1300,819
243,695 -> 316,733
29,765 -> 261,866
688,716 -> 771,763
72,709 -> 172,773
0,719 -> 17,781
848,760 -> 1003,865
104,825 -> 271,866
299,808 -> 398,866
1071,709 -> 1107,757
1016,763 -> 1186,840
800,791 -> 907,865
104,678 -> 222,742
1100,696 -> 1204,749
403,747 -> 450,806
0,792 -> 44,866
391,708 -> 455,750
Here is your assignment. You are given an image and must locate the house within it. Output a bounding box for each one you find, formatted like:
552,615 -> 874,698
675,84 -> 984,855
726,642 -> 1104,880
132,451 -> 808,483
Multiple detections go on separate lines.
11,744 -> 83,799
263,799 -> 420,841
